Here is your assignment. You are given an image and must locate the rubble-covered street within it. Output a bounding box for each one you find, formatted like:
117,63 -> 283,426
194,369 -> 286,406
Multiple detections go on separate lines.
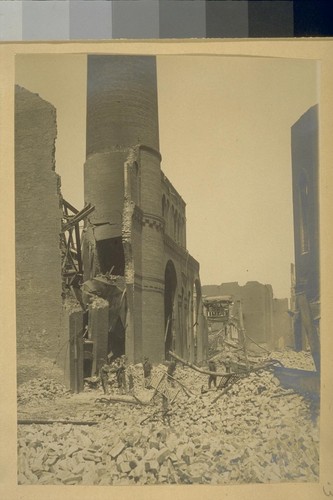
17,350 -> 319,486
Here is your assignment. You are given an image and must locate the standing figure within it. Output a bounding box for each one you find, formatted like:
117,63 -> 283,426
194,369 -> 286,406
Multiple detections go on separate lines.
143,356 -> 152,389
208,359 -> 217,389
99,358 -> 110,395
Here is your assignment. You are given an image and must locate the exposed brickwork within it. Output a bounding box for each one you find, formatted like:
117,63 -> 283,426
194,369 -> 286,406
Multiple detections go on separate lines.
84,151 -> 126,225
86,55 -> 159,156
85,56 -> 207,365
15,86 -> 65,384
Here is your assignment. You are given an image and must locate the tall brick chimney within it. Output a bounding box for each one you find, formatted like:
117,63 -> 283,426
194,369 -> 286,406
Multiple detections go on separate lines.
84,56 -> 165,363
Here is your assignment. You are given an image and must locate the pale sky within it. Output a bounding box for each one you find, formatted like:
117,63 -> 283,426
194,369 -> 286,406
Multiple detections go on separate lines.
16,54 -> 318,299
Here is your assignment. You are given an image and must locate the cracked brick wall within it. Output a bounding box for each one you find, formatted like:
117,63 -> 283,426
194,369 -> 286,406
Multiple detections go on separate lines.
15,86 -> 65,384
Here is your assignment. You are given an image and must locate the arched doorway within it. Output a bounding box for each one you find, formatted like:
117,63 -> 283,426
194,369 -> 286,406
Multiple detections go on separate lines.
164,260 -> 177,359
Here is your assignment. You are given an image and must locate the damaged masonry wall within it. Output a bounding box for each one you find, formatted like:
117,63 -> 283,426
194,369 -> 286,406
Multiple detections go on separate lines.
15,57 -> 208,387
83,55 -> 207,366
15,86 -> 67,384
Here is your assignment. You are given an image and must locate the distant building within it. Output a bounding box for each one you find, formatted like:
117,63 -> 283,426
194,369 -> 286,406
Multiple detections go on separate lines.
203,295 -> 239,342
202,281 -> 293,351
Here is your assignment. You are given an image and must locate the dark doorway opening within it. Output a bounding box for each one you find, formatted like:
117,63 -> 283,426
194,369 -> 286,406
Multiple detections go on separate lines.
96,236 -> 125,275
108,316 -> 125,359
83,341 -> 94,378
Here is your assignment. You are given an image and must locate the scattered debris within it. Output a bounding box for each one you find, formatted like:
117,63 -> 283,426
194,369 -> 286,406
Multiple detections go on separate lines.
17,378 -> 70,405
17,351 -> 319,485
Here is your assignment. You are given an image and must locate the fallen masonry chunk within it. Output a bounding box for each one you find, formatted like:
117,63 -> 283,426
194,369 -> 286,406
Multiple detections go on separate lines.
56,470 -> 72,482
130,460 -> 145,479
45,456 -> 59,467
72,463 -> 86,476
118,461 -> 131,474
83,452 -> 101,463
63,475 -> 83,485
109,442 -> 126,459
145,460 -> 159,473
143,448 -> 158,461
149,439 -> 160,450
67,445 -> 82,457
156,447 -> 170,465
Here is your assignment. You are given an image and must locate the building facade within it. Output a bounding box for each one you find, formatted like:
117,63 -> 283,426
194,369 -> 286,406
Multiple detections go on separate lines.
291,105 -> 320,370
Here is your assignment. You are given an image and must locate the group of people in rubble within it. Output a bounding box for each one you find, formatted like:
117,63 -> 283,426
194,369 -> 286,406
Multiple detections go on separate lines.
98,352 -> 232,395
98,355 -> 179,396
98,355 -> 154,395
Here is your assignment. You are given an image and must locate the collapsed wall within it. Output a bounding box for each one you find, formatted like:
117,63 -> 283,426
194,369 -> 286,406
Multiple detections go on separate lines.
15,86 -> 66,384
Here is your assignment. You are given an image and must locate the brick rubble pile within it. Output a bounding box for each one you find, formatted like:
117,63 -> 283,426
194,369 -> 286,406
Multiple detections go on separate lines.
17,378 -> 70,405
17,356 -> 319,485
268,350 -> 316,371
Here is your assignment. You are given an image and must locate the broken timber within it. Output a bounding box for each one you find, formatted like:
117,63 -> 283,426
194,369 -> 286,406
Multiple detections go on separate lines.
61,199 -> 95,292
96,395 -> 149,406
168,351 -> 238,377
18,419 -> 97,426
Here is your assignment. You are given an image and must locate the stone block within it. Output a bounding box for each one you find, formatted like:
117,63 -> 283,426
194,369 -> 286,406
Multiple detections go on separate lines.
156,447 -> 170,465
118,461 -> 131,474
67,445 -> 82,457
109,441 -> 126,459
63,474 -> 83,485
130,460 -> 145,479
144,460 -> 159,473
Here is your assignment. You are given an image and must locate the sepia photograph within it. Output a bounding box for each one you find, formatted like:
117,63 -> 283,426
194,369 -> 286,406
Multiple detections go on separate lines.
12,50 -> 322,488
1,34 -> 331,500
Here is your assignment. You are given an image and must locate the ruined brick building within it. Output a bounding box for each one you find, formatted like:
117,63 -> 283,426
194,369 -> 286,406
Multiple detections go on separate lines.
15,56 -> 208,388
202,281 -> 293,352
82,55 -> 207,367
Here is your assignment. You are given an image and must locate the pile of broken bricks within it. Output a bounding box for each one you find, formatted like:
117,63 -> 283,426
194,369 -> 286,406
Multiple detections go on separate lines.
17,378 -> 70,405
17,353 -> 319,485
267,350 -> 316,371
